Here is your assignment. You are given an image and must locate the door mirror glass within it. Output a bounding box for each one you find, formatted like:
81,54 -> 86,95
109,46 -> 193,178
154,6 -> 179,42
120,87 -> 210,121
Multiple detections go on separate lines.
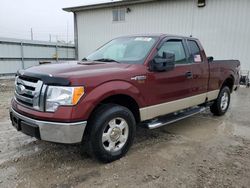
151,52 -> 175,72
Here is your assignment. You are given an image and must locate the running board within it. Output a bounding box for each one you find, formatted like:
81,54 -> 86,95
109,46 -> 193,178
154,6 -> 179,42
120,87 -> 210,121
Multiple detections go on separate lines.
144,107 -> 206,129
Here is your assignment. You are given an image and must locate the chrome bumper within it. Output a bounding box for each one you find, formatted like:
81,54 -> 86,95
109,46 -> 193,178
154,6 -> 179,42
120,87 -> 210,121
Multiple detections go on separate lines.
10,108 -> 87,144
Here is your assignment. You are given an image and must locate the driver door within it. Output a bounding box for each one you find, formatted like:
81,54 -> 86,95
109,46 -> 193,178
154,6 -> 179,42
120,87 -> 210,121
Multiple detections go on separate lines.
142,38 -> 194,120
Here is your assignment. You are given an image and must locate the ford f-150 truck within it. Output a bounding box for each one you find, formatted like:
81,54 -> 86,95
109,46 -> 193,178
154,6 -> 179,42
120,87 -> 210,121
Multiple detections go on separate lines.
10,34 -> 240,162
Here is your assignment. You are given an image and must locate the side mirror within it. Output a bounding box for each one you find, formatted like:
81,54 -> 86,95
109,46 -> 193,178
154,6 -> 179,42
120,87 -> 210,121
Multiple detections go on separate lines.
207,56 -> 214,63
151,52 -> 175,72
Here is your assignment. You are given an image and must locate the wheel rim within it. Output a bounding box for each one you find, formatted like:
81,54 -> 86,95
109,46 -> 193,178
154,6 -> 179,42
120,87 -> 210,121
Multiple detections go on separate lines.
220,91 -> 229,111
102,117 -> 129,152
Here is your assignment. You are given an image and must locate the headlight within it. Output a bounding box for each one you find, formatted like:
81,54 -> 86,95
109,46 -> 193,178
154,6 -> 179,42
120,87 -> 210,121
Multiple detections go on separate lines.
46,86 -> 84,112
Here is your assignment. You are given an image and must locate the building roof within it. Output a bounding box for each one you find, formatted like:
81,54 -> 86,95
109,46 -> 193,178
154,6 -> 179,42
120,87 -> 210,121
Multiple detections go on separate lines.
0,37 -> 75,47
63,0 -> 157,12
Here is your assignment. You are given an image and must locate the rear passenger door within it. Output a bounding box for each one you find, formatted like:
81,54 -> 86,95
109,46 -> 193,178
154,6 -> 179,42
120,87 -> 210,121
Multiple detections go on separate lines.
187,39 -> 209,97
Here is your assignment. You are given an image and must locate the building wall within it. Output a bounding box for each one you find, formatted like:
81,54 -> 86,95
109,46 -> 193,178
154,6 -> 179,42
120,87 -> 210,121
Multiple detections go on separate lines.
76,0 -> 250,70
0,38 -> 75,75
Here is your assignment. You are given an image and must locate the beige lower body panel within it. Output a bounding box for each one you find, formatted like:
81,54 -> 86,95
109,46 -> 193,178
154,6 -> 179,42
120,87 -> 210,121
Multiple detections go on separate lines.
140,90 -> 220,121
206,90 -> 220,101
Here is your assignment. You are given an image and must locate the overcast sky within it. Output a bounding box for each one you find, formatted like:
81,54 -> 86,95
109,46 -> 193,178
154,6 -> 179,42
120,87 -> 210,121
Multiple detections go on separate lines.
0,0 -> 113,43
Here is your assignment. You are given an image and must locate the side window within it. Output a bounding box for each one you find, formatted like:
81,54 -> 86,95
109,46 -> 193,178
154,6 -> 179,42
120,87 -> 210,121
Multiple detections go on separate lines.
157,40 -> 187,64
187,40 -> 202,63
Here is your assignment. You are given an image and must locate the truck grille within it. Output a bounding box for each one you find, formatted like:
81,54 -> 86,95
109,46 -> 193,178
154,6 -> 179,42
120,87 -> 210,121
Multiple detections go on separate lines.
15,76 -> 47,111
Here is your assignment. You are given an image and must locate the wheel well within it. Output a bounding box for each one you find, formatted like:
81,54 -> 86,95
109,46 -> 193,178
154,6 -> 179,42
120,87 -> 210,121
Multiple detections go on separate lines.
91,94 -> 141,123
222,76 -> 234,93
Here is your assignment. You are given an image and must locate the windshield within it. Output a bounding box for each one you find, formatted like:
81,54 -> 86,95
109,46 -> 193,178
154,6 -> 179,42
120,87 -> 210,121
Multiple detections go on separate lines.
86,37 -> 157,64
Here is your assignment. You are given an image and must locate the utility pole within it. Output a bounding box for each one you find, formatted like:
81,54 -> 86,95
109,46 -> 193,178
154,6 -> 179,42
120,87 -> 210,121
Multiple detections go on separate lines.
31,28 -> 33,40
67,22 -> 69,59
49,34 -> 51,42
67,22 -> 69,44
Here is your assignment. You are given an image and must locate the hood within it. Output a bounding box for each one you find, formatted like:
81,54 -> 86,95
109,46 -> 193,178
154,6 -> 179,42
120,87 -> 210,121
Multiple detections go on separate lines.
20,61 -> 137,86
25,61 -> 131,77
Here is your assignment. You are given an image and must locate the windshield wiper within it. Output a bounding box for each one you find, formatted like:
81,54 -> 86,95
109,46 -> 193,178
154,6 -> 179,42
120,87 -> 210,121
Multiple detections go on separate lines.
94,58 -> 120,63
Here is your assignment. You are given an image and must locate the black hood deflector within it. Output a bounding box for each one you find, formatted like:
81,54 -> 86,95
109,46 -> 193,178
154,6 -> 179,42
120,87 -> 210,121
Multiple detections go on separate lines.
17,70 -> 70,86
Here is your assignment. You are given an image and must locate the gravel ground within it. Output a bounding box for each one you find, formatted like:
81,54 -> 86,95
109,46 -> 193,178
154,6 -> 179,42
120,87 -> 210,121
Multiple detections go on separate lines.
0,79 -> 250,188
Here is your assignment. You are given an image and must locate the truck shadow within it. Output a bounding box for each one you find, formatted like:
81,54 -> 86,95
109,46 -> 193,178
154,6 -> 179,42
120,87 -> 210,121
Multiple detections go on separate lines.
0,112 -> 226,187
1,112 -> 221,167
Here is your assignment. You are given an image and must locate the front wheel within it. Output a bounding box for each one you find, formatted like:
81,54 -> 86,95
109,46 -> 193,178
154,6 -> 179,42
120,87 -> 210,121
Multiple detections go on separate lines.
84,104 -> 136,163
210,86 -> 231,116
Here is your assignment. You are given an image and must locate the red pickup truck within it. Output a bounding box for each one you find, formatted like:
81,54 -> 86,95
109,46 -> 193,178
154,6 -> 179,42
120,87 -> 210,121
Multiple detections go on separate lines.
10,34 -> 240,162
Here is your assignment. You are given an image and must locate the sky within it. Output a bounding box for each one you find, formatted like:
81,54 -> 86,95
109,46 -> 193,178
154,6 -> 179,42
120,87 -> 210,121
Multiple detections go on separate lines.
0,0 -> 112,43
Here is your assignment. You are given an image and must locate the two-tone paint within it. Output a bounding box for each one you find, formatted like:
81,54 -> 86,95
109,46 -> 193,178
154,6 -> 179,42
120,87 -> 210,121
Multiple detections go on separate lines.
11,34 -> 240,143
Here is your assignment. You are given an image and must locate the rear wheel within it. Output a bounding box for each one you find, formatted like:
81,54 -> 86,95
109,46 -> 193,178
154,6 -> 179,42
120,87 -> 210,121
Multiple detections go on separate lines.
84,104 -> 136,163
210,86 -> 231,116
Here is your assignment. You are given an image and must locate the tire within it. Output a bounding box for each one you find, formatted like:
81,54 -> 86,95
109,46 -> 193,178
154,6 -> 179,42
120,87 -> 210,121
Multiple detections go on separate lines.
210,86 -> 231,116
83,104 -> 136,163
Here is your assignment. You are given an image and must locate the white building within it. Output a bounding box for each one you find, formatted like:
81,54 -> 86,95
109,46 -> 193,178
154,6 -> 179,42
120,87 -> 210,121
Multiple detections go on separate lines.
64,0 -> 250,70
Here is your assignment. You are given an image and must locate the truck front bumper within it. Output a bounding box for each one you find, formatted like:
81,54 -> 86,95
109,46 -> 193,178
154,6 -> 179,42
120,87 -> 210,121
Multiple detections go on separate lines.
10,108 -> 87,144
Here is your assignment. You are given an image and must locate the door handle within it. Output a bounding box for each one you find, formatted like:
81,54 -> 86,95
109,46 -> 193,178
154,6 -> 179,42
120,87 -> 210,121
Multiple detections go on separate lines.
185,71 -> 193,79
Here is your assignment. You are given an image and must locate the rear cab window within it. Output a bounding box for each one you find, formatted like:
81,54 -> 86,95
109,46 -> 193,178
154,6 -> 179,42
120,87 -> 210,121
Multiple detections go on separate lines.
187,40 -> 203,63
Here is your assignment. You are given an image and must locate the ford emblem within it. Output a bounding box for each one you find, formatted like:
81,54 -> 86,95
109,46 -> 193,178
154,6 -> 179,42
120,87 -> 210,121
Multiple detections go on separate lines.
16,84 -> 26,95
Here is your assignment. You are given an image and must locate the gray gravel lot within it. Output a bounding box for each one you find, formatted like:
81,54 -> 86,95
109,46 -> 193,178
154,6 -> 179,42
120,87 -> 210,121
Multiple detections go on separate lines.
0,79 -> 250,188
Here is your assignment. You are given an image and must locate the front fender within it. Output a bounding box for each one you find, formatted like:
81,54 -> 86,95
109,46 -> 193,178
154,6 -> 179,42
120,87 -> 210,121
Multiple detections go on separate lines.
71,81 -> 144,121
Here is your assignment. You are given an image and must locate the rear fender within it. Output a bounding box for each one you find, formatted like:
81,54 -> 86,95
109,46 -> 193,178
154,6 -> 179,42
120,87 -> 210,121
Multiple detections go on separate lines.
221,74 -> 235,92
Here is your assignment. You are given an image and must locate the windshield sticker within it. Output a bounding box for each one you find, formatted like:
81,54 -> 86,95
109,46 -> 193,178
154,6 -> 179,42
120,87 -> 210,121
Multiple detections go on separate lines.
134,37 -> 152,42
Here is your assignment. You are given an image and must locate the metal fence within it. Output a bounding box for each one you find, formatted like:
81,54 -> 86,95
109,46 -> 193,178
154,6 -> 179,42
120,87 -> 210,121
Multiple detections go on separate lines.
0,37 -> 76,76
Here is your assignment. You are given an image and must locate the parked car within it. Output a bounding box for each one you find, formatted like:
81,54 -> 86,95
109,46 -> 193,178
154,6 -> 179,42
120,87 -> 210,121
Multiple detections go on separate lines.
10,34 -> 240,162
